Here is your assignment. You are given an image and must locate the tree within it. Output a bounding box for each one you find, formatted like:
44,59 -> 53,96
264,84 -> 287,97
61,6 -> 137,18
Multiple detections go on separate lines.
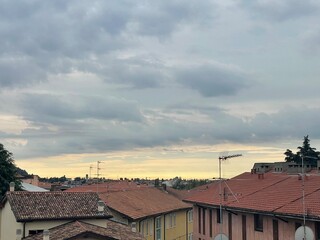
0,143 -> 21,198
284,136 -> 320,166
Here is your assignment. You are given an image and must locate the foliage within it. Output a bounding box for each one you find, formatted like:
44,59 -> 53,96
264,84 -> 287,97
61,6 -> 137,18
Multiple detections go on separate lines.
0,144 -> 21,198
39,175 -> 68,183
172,177 -> 209,190
284,135 -> 320,166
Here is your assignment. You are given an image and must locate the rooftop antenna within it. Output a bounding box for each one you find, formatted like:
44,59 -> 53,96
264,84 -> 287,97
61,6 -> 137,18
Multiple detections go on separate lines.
295,155 -> 316,240
89,165 -> 93,180
217,153 -> 242,240
96,161 -> 103,193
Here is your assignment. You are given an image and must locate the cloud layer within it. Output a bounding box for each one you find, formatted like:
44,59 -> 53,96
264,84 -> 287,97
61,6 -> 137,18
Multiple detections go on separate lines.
1,0 -> 320,177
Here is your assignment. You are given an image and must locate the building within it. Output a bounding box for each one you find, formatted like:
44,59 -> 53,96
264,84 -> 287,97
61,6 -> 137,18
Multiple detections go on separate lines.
22,220 -> 144,240
0,191 -> 143,240
185,168 -> 320,240
68,183 -> 193,240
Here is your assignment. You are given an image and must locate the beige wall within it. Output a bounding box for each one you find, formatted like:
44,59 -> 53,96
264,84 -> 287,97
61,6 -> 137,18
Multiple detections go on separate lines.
136,209 -> 192,240
0,201 -> 22,240
0,201 -> 109,240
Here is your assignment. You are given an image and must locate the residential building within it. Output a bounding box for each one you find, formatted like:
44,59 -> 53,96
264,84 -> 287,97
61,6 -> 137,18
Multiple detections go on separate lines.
0,191 -> 143,240
68,183 -> 193,240
185,168 -> 320,240
22,220 -> 144,240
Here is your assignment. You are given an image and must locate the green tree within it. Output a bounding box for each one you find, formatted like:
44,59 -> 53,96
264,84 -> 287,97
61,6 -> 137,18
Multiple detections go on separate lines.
284,136 -> 320,166
0,144 -> 21,198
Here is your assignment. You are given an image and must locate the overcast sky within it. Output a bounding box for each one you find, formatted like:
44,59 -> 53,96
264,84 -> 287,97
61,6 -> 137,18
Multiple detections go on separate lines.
1,0 -> 320,179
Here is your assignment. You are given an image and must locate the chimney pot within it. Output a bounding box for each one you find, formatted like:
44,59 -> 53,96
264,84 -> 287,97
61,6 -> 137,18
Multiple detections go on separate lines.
98,200 -> 105,213
10,182 -> 15,192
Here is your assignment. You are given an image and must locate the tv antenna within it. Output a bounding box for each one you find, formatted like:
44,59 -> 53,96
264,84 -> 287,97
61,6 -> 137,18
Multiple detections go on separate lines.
96,161 -> 103,193
296,155 -> 317,240
216,153 -> 242,240
89,165 -> 93,180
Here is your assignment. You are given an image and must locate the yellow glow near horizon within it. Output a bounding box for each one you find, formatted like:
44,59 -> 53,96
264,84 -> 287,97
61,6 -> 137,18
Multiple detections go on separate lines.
16,143 -> 285,180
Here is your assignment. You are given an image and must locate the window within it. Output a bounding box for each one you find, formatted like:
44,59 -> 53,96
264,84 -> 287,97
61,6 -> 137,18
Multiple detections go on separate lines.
209,209 -> 212,237
140,220 -> 145,235
146,219 -> 153,236
198,207 -> 202,233
29,230 -> 43,235
254,214 -> 263,232
188,210 -> 193,222
188,232 -> 193,240
242,215 -> 246,240
203,208 -> 206,235
167,213 -> 176,228
217,208 -> 222,223
156,216 -> 162,240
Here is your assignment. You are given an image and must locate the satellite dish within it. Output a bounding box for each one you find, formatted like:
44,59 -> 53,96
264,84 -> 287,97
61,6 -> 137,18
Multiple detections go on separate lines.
295,226 -> 314,240
214,233 -> 228,240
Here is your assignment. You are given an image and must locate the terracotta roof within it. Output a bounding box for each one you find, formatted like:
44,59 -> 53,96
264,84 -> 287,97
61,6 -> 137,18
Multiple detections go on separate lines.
66,181 -> 149,193
22,220 -> 144,240
165,187 -> 195,201
99,187 -> 192,220
185,172 -> 320,219
6,191 -> 112,222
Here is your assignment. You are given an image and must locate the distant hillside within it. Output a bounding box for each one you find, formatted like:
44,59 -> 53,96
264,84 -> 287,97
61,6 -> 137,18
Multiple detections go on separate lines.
16,167 -> 29,177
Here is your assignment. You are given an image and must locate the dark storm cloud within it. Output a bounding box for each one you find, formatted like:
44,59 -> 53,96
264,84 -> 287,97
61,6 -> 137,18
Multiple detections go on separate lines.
175,65 -> 251,97
20,93 -> 144,124
242,0 -> 319,22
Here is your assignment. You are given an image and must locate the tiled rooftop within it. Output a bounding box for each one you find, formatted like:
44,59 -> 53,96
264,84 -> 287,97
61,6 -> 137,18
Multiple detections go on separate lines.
66,180 -> 149,193
5,191 -> 112,221
99,187 -> 192,220
22,220 -> 144,240
185,172 -> 320,219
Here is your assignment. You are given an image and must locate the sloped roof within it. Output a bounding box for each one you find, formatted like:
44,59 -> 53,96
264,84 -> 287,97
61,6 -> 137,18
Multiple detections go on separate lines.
5,191 -> 112,222
22,220 -> 144,240
99,187 -> 192,220
185,172 -> 320,219
21,182 -> 49,192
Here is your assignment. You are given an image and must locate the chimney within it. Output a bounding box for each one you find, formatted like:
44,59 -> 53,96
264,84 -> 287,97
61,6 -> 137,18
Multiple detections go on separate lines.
43,230 -> 49,240
10,182 -> 15,192
223,187 -> 228,201
258,173 -> 264,179
131,222 -> 137,232
162,183 -> 167,191
98,200 -> 105,213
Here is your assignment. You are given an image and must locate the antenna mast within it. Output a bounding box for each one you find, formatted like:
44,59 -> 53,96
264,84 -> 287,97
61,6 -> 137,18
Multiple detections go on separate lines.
96,161 -> 103,193
218,153 -> 242,238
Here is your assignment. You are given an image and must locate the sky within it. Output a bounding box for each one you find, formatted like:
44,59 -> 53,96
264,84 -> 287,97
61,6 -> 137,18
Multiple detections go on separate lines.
1,0 -> 320,179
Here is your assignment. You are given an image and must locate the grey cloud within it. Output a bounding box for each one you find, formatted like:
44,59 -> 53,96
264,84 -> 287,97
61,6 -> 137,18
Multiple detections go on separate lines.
242,0 -> 319,22
20,93 -> 144,124
131,0 -> 216,37
175,65 -> 251,97
0,58 -> 46,87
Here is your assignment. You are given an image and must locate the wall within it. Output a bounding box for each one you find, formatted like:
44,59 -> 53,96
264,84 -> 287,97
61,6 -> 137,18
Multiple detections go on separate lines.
193,205 -> 318,240
0,201 -> 23,240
